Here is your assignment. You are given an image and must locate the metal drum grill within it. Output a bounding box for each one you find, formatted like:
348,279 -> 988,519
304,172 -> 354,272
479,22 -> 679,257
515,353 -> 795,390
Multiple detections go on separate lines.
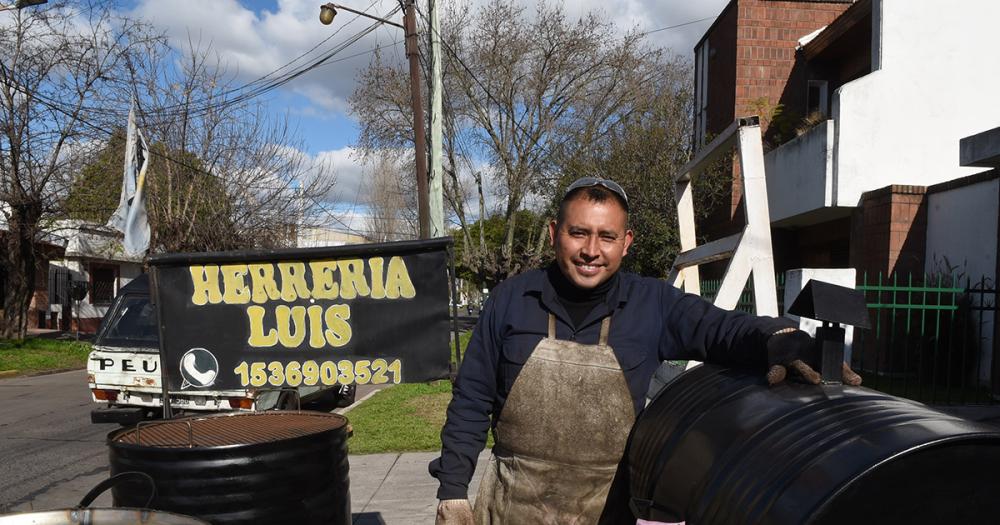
108,411 -> 351,525
626,364 -> 1000,525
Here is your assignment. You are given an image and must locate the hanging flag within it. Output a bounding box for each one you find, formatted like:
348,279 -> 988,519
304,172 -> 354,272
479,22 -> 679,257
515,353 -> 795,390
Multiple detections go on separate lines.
108,103 -> 151,257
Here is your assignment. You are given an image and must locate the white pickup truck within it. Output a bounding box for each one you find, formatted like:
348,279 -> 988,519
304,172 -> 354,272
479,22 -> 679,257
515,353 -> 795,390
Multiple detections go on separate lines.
88,274 -> 355,424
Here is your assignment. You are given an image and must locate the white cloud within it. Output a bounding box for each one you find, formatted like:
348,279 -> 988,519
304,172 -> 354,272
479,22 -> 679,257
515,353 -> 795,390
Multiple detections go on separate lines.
132,0 -> 406,119
130,0 -> 728,125
314,145 -> 366,204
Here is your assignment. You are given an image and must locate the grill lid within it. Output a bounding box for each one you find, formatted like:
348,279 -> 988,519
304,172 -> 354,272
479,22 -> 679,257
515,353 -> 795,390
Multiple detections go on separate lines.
113,411 -> 348,448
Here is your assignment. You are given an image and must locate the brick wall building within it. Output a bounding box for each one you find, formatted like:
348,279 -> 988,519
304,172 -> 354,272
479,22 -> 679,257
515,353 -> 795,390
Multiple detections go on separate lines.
694,0 -> 853,231
849,185 -> 928,278
688,0 -> 1000,286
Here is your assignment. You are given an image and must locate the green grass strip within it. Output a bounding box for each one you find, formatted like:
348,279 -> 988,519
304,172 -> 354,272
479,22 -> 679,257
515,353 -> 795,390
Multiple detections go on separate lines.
346,380 -> 455,454
348,329 -> 493,454
0,338 -> 92,375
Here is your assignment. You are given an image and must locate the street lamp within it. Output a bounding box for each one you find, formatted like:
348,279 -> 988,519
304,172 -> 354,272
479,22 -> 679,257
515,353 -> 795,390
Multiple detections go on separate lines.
319,3 -> 402,29
319,4 -> 336,25
319,2 -> 430,239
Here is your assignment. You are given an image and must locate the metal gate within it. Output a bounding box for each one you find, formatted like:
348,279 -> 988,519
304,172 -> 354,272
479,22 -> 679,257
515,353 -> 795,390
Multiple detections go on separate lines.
854,272 -> 998,405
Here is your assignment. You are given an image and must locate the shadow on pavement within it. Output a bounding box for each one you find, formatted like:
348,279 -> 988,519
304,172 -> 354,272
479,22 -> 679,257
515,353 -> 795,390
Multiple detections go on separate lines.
352,512 -> 388,525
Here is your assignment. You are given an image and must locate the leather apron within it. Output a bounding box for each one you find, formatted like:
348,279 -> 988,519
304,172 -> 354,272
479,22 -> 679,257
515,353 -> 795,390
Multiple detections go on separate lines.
474,313 -> 635,524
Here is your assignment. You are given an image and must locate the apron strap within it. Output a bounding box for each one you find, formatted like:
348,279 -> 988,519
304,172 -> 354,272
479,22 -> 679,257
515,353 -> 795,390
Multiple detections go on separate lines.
599,316 -> 611,345
548,313 -> 557,338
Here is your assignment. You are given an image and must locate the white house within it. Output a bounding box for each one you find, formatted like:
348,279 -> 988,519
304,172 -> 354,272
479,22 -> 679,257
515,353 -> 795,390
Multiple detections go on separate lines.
767,0 -> 1000,223
47,221 -> 144,332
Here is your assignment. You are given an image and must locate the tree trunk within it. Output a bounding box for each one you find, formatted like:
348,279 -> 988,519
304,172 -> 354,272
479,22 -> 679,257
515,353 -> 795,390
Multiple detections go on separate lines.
3,203 -> 40,339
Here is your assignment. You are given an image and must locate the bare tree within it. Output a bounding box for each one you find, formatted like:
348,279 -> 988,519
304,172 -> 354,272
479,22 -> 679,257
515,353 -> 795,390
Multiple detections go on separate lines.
362,154 -> 416,242
0,2 -> 158,338
124,39 -> 336,252
351,0 -> 669,284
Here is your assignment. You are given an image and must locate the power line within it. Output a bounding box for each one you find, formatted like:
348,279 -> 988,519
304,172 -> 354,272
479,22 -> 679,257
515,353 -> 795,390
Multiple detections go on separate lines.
245,0 -> 384,87
639,16 -> 717,37
24,3 -> 400,124
18,20 -> 391,189
316,38 -> 403,71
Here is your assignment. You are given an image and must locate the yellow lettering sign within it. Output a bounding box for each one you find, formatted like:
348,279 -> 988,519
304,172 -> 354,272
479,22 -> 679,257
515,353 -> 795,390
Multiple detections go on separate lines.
248,263 -> 282,303
324,304 -> 352,347
277,263 -> 311,302
246,305 -> 278,347
190,265 -> 223,305
384,256 -> 415,299
220,265 -> 251,305
337,259 -> 370,300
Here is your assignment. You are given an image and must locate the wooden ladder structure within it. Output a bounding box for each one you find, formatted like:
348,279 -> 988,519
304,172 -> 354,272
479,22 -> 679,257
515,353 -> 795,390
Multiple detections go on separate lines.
669,116 -> 779,317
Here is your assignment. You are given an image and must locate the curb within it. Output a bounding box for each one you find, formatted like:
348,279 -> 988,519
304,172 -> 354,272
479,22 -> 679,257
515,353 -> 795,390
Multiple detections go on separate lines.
0,370 -> 20,379
335,384 -> 392,415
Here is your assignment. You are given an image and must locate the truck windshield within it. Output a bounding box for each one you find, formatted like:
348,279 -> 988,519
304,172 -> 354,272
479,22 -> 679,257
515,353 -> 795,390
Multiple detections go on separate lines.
95,295 -> 158,348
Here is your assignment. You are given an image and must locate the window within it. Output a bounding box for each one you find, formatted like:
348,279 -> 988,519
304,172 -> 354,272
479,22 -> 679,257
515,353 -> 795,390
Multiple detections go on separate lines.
96,294 -> 158,347
694,41 -> 710,148
89,264 -> 118,305
49,266 -> 71,305
806,80 -> 829,116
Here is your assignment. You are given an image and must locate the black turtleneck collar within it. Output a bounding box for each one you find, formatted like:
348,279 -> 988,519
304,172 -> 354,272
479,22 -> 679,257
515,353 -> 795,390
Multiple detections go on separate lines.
546,263 -> 618,329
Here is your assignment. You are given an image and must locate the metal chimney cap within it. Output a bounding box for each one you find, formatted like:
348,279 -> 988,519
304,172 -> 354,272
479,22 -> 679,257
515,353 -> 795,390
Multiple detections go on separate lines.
787,279 -> 872,329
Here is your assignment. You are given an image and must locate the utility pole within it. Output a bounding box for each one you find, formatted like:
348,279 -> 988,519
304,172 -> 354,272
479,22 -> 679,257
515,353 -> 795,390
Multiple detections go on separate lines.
320,1 -> 430,239
428,0 -> 444,238
403,1 -> 430,239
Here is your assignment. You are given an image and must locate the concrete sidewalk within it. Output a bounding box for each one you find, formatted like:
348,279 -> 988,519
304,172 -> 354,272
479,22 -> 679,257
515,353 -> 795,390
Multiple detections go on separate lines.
9,450 -> 491,525
351,450 -> 490,525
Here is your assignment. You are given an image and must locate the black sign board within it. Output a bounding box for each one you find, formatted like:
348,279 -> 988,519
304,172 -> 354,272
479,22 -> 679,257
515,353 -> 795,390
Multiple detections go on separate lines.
148,238 -> 453,392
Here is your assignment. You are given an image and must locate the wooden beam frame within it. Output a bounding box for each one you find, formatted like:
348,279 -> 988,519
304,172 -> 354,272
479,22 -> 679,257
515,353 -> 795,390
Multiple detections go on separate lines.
670,116 -> 778,317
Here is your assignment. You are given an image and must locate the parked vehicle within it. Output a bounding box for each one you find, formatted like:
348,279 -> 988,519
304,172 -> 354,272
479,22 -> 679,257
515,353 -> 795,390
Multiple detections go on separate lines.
87,274 -> 355,424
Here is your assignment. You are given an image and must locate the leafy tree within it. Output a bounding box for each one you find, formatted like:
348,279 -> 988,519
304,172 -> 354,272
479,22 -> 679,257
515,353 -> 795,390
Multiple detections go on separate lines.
64,132 -> 280,252
452,208 -> 548,291
65,39 -> 337,254
547,54 -> 730,279
63,130 -> 127,224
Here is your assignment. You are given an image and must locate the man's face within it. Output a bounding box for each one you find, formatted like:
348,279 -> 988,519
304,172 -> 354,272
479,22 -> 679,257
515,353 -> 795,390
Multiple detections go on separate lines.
549,196 -> 633,289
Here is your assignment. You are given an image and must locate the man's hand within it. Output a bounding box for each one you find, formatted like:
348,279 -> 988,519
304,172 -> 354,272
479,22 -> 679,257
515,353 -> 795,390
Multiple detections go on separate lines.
766,329 -> 862,386
435,499 -> 473,525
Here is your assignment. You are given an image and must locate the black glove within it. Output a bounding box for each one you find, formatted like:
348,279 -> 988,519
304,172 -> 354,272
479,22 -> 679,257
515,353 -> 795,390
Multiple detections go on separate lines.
765,329 -> 862,386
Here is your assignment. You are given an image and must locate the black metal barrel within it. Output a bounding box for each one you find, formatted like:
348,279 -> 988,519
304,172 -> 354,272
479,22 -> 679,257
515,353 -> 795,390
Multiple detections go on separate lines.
627,364 -> 1000,524
108,411 -> 350,525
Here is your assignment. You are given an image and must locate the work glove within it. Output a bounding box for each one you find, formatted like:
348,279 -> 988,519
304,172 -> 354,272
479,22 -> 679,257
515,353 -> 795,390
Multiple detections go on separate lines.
765,329 -> 862,387
435,499 -> 474,525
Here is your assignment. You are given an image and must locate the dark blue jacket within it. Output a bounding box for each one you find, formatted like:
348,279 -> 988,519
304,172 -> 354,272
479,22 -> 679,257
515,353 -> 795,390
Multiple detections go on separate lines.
429,268 -> 794,499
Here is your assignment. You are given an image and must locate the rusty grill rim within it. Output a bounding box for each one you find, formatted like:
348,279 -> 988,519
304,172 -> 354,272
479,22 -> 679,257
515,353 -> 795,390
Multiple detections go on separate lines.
108,410 -> 348,450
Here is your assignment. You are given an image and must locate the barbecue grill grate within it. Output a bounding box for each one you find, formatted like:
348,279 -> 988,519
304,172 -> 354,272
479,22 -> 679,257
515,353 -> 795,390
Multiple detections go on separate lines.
113,411 -> 348,448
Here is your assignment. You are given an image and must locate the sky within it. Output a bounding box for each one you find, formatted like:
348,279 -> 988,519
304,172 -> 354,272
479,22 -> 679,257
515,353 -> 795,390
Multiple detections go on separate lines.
125,0 -> 730,229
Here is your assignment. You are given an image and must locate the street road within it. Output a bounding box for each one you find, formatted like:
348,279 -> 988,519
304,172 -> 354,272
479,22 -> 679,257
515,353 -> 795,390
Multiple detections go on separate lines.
0,369 -> 385,514
0,370 -> 115,513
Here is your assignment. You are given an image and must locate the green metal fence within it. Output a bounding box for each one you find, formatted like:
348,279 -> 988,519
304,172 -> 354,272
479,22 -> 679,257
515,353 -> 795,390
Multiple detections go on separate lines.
699,273 -> 786,316
855,272 -> 997,405
698,271 -> 997,405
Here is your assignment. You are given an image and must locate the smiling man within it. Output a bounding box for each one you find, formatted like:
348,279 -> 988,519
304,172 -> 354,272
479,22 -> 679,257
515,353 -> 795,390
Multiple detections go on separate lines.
430,177 -> 857,524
